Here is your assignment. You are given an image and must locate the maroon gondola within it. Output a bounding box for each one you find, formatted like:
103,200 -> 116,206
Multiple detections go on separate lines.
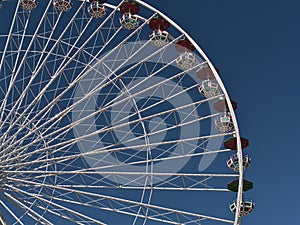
196,64 -> 216,80
213,99 -> 237,112
119,0 -> 140,15
175,38 -> 196,52
149,15 -> 170,31
224,137 -> 249,150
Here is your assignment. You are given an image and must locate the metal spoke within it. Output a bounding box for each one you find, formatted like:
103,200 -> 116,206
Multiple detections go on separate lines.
0,133 -> 233,170
4,192 -> 54,225
5,181 -> 234,224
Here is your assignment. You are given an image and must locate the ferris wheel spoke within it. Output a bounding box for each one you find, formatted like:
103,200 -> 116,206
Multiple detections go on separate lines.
27,194 -> 196,225
1,132 -> 227,170
94,57 -> 205,127
1,12 -> 159,152
64,101 -> 217,161
4,192 -> 54,225
110,92 -> 221,136
0,2 -> 57,139
0,4 -> 87,145
1,32 -> 184,156
6,179 -> 234,224
0,93 -> 213,165
0,10 -> 31,124
0,134 -> 232,172
70,147 -> 232,172
0,110 -> 49,162
4,4 -> 86,126
109,65 -> 206,126
15,1 -> 123,113
12,53 -> 200,150
0,199 -> 25,225
21,199 -> 88,225
84,112 -> 221,160
76,34 -> 183,106
26,12 -> 160,131
72,55 -> 204,133
3,124 -> 231,169
5,184 -> 107,225
83,112 -> 216,148
0,1 -> 20,70
6,171 -> 238,191
7,171 -> 238,179
2,191 -> 45,224
50,92 -> 221,154
0,1 -> 122,145
39,74 -> 214,152
12,187 -> 178,225
0,128 -> 228,169
0,104 -> 225,166
22,196 -> 103,225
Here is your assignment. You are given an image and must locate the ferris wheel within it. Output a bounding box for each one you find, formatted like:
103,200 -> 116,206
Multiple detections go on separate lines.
0,0 -> 254,224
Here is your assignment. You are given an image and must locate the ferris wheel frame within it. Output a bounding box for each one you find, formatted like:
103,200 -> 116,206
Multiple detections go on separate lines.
0,0 -> 249,224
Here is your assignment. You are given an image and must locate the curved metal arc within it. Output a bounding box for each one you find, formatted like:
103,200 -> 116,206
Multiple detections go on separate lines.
133,1 -> 244,223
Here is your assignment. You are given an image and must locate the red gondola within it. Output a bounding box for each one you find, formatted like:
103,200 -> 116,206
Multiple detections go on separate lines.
224,137 -> 249,150
149,16 -> 170,31
119,0 -> 140,15
196,65 -> 220,80
213,99 -> 237,112
175,38 -> 196,52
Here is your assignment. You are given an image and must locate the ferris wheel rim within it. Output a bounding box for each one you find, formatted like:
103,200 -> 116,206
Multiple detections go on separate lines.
130,1 -> 244,223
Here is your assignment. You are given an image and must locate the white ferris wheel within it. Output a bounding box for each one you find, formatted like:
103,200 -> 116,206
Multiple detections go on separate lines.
0,0 -> 254,224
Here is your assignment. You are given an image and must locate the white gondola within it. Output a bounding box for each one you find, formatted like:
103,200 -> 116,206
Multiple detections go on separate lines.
120,13 -> 139,30
215,113 -> 234,132
198,80 -> 220,98
230,200 -> 254,216
176,52 -> 197,70
227,154 -> 251,172
88,2 -> 106,18
150,30 -> 169,47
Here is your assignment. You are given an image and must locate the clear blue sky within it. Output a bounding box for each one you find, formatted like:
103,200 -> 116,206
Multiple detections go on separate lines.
142,0 -> 298,224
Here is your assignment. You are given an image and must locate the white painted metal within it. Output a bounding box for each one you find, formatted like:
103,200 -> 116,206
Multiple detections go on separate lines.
0,0 -> 246,224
